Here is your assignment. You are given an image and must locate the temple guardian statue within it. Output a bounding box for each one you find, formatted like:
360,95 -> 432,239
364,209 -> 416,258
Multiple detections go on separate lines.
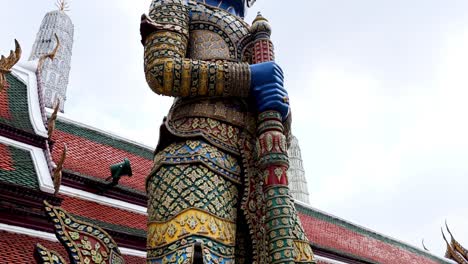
141,0 -> 315,263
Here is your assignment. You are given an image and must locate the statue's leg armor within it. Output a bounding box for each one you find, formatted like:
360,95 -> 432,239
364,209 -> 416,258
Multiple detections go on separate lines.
147,139 -> 241,264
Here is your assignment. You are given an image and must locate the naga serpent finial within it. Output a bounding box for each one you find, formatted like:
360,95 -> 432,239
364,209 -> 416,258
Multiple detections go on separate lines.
38,33 -> 60,71
442,227 -> 451,246
441,226 -> 468,263
48,98 -> 61,139
445,220 -> 456,240
422,239 -> 430,251
56,0 -> 70,12
53,144 -> 67,195
45,33 -> 60,61
0,40 -> 22,94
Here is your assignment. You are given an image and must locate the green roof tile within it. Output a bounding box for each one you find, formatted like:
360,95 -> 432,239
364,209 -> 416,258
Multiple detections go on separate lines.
56,120 -> 153,160
0,74 -> 35,133
0,144 -> 39,190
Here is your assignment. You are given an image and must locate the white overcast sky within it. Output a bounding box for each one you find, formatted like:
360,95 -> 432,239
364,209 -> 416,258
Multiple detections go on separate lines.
1,0 -> 468,257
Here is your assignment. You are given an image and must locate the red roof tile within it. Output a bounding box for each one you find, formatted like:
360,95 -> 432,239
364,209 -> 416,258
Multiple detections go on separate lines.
0,231 -> 146,263
60,195 -> 147,231
0,144 -> 13,171
299,212 -> 443,264
52,129 -> 153,192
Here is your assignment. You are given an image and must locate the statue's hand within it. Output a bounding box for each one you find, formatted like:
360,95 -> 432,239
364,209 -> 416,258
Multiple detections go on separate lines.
251,62 -> 289,120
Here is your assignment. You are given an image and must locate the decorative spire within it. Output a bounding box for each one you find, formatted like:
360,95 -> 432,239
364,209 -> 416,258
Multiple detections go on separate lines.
287,135 -> 311,204
56,0 -> 70,12
0,40 -> 22,93
30,1 -> 74,112
251,12 -> 272,37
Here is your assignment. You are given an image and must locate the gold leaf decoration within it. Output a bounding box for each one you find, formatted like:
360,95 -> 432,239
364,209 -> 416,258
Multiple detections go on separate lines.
56,0 -> 70,12
48,98 -> 61,138
38,33 -> 60,71
0,39 -> 21,93
53,144 -> 67,195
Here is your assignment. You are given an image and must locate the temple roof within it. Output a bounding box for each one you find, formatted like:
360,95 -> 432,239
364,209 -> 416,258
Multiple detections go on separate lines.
0,62 -> 49,142
0,133 -> 53,195
0,74 -> 35,133
0,105 -> 149,249
296,202 -> 454,264
0,143 -> 39,190
50,115 -> 154,194
59,194 -> 146,237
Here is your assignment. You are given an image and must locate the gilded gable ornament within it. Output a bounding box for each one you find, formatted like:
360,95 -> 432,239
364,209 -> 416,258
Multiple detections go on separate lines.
0,39 -> 21,94
442,222 -> 468,264
37,201 -> 126,264
52,143 -> 67,195
38,33 -> 61,71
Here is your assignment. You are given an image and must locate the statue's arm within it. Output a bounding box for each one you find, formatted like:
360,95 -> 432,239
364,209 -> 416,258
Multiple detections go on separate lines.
141,0 -> 250,98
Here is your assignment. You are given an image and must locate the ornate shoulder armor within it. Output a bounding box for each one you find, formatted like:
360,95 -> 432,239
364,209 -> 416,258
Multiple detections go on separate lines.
142,0 -> 252,98
187,1 -> 253,62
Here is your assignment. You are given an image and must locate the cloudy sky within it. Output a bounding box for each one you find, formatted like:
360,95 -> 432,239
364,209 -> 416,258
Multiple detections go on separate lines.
1,0 -> 468,257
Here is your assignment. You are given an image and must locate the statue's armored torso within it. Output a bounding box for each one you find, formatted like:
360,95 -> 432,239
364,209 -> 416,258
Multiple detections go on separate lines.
143,1 -> 315,263
165,1 -> 256,157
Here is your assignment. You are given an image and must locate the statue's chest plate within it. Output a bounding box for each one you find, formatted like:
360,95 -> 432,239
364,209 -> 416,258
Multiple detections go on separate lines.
188,30 -> 231,60
187,2 -> 251,61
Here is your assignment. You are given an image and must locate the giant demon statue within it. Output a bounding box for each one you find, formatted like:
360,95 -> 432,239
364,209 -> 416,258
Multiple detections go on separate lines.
141,0 -> 315,263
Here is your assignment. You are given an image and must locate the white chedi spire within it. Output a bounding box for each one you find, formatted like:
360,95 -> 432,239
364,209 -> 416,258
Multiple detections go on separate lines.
288,135 -> 311,204
29,4 -> 73,112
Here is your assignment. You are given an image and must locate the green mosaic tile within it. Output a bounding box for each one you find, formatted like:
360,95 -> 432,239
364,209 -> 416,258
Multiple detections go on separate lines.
0,145 -> 39,190
56,120 -> 153,160
0,74 -> 35,133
